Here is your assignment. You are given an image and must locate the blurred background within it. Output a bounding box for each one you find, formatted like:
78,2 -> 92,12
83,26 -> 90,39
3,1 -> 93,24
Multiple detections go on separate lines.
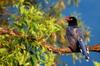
0,0 -> 100,66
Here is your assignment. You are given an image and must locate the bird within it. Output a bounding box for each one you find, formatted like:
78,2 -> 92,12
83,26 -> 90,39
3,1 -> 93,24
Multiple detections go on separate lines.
65,16 -> 89,61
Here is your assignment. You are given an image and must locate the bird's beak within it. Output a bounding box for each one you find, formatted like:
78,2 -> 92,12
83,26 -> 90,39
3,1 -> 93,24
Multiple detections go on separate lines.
65,16 -> 70,21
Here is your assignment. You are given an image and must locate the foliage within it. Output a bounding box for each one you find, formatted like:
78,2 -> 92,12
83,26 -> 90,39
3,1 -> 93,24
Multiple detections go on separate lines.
0,1 -> 61,66
0,0 -> 91,66
0,0 -> 16,6
93,61 -> 100,66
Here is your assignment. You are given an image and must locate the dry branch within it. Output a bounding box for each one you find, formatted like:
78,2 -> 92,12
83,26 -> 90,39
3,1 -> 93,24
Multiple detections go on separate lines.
0,27 -> 100,54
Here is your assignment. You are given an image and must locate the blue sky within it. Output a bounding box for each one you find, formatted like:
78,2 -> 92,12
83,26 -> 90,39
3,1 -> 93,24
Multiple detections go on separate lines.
61,0 -> 100,66
7,0 -> 100,66
63,0 -> 100,45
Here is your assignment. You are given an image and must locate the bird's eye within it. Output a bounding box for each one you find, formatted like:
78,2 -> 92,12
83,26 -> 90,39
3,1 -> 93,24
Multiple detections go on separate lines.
70,18 -> 73,20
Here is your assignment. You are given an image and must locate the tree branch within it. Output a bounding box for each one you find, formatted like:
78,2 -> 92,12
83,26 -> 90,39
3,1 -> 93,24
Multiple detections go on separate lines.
43,43 -> 100,54
0,27 -> 100,54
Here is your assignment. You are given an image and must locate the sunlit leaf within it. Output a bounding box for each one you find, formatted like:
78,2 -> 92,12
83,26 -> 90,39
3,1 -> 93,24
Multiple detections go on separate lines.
0,48 -> 7,53
93,61 -> 100,66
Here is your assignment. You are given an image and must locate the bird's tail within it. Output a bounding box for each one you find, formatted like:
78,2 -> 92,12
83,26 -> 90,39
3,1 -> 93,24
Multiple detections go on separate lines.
78,41 -> 90,61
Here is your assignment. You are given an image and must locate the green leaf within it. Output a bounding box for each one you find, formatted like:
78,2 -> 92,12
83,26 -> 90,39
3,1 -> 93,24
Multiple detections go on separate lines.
93,61 -> 100,66
0,48 -> 7,53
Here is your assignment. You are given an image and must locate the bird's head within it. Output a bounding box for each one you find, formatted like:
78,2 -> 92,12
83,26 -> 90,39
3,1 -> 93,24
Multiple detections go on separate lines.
65,16 -> 78,26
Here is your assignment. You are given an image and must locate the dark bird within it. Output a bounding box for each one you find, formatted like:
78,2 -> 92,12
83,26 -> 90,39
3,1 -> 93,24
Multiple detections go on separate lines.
65,16 -> 89,61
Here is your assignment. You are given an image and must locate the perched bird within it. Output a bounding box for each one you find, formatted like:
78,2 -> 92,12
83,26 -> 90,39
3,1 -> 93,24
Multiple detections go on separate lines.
65,16 -> 89,61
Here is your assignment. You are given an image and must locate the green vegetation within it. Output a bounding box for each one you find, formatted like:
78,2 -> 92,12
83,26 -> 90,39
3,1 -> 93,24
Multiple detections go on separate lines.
0,0 -> 91,66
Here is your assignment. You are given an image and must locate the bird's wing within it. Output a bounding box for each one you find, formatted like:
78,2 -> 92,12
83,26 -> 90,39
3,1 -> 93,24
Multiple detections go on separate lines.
67,27 -> 89,59
66,27 -> 78,51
